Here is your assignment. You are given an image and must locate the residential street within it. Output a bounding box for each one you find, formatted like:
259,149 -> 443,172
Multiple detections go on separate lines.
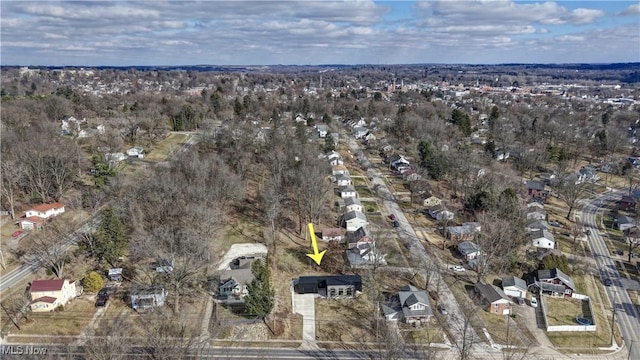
582,190 -> 640,360
347,137 -> 484,354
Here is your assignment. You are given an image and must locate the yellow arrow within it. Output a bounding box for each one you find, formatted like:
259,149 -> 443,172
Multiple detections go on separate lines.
306,223 -> 327,265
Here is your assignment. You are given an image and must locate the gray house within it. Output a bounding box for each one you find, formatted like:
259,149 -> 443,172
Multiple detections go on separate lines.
382,285 -> 433,325
457,241 -> 481,261
130,285 -> 167,311
218,257 -> 263,304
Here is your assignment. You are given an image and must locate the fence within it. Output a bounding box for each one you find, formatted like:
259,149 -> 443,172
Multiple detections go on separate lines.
542,295 -> 597,332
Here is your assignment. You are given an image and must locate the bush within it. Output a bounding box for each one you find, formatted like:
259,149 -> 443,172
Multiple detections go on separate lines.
83,271 -> 104,293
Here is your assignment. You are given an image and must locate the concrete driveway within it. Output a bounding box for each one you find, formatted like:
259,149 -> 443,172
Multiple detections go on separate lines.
291,284 -> 316,342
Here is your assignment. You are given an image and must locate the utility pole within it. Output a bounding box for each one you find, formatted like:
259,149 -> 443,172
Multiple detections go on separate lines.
611,291 -> 617,346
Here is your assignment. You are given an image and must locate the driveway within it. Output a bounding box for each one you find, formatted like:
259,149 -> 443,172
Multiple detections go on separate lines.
291,284 -> 316,343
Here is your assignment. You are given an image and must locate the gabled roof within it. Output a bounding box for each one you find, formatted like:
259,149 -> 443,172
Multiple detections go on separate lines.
475,282 -> 511,303
31,203 -> 65,212
130,285 -> 165,297
20,216 -> 46,224
537,268 -> 575,290
527,180 -> 546,191
220,268 -> 254,287
339,185 -> 357,193
31,279 -> 65,292
343,210 -> 367,222
457,241 -> 480,255
32,296 -> 58,304
397,285 -> 433,318
502,276 -> 527,290
344,197 -> 362,207
530,229 -> 555,242
348,226 -> 372,242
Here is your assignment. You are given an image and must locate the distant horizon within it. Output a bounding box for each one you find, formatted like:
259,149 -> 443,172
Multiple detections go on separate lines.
2,1 -> 638,66
6,62 -> 640,69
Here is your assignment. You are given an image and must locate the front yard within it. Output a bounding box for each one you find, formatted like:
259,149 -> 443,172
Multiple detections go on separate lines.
315,294 -> 377,343
14,297 -> 96,337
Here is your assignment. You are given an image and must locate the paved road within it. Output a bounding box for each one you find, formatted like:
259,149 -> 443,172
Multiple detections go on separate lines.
582,190 -> 640,360
347,137 -> 483,355
0,218 -> 100,294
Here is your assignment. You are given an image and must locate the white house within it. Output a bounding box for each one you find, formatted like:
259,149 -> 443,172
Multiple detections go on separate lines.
344,197 -> 364,213
530,229 -> 555,249
29,279 -> 78,312
127,146 -> 144,159
18,203 -> 65,230
339,185 -> 358,199
501,276 -> 527,299
316,124 -> 329,138
457,241 -> 481,261
332,165 -> 349,177
353,127 -> 368,139
104,152 -> 127,163
335,174 -> 352,186
326,151 -> 344,166
342,211 -> 368,232
25,203 -> 65,219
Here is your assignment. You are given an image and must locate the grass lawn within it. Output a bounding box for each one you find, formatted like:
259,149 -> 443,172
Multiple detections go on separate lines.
351,176 -> 368,187
17,297 -> 96,336
144,133 -> 189,161
547,274 -> 621,349
476,311 -> 524,347
544,297 -> 583,326
315,294 -> 377,343
400,323 -> 444,345
362,200 -> 380,214
355,186 -> 374,198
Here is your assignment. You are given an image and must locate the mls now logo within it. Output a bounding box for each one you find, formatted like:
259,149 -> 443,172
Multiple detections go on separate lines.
1,345 -> 48,355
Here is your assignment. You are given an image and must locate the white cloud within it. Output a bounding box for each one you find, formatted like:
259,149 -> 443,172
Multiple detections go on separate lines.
620,4 -> 640,16
0,1 -> 636,65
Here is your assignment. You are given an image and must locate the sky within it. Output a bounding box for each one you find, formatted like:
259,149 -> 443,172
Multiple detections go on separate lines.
1,0 -> 639,66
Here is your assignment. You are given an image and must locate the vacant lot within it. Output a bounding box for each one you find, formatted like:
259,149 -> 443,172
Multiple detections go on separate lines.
144,132 -> 189,161
315,293 -> 376,343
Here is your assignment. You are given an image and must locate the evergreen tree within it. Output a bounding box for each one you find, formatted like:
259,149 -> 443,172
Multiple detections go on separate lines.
418,141 -> 446,180
245,259 -> 274,317
94,207 -> 128,266
324,135 -> 336,152
83,271 -> 104,293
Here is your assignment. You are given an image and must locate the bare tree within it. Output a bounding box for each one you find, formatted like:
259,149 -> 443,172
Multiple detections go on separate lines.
474,212 -> 522,283
553,175 -> 588,220
82,312 -> 132,360
451,302 -> 480,360
139,307 -> 206,360
25,219 -> 77,278
623,227 -> 640,263
0,155 -> 25,219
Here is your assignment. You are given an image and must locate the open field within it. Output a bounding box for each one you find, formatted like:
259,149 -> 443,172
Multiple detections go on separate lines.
144,132 -> 189,161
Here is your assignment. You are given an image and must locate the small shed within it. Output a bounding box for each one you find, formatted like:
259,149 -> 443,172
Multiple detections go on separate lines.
108,268 -> 123,282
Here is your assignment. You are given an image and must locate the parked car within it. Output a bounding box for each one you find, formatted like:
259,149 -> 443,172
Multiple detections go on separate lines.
392,220 -> 400,228
95,296 -> 108,307
98,288 -> 109,298
11,230 -> 22,238
437,304 -> 448,315
451,265 -> 466,272
549,221 -> 561,227
603,278 -> 613,287
388,214 -> 396,221
530,297 -> 538,308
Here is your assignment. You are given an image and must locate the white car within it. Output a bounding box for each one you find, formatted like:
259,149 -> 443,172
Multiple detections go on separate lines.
530,297 -> 538,308
451,265 -> 466,272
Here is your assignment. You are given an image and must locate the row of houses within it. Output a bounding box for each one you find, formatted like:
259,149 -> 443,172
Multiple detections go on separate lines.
326,152 -> 386,267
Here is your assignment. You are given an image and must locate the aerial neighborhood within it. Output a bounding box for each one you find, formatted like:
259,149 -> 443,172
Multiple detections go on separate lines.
1,62 -> 640,359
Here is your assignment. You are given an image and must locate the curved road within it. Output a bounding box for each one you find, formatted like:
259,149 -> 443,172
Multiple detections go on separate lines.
582,190 -> 640,359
